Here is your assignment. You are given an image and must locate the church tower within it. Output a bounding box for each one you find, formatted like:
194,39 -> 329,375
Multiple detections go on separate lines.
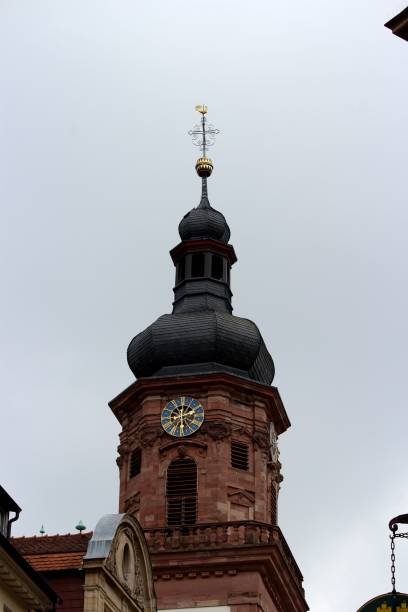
110,107 -> 308,612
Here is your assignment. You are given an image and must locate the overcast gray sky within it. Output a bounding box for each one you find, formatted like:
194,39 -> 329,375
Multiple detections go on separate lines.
1,1 -> 407,610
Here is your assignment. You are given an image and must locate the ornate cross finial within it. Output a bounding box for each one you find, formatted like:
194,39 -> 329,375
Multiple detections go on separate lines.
188,105 -> 220,205
189,104 -> 220,159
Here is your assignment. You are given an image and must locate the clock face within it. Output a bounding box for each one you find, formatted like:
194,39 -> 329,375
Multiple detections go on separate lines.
161,396 -> 205,438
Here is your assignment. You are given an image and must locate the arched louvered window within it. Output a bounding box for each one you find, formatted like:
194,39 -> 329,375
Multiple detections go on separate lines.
166,457 -> 197,526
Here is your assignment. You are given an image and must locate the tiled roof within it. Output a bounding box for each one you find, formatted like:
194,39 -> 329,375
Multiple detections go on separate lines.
11,533 -> 93,572
12,532 -> 92,554
23,552 -> 86,572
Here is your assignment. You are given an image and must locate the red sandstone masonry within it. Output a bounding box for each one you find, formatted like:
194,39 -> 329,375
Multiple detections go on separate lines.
110,373 -> 308,611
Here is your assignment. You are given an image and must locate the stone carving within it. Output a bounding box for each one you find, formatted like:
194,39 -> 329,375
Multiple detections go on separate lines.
122,527 -> 144,608
138,426 -> 163,447
124,492 -> 141,514
159,439 -> 207,458
201,421 -> 231,441
86,514 -> 156,612
269,460 -> 284,484
105,533 -> 120,578
231,425 -> 252,439
252,430 -> 269,449
228,488 -> 255,508
105,526 -> 145,609
116,443 -> 129,468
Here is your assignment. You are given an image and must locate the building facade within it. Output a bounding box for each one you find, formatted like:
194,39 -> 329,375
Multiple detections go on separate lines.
0,486 -> 59,612
110,108 -> 308,611
12,514 -> 156,612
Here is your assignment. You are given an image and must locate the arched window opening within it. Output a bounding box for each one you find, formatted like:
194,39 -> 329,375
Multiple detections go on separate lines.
191,253 -> 205,278
177,258 -> 185,283
211,255 -> 223,280
166,458 -> 197,525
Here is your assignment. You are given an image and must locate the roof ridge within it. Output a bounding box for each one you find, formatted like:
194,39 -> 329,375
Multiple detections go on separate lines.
12,531 -> 92,540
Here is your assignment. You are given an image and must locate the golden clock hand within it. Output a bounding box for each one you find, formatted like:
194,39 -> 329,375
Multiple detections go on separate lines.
179,408 -> 186,435
170,421 -> 178,435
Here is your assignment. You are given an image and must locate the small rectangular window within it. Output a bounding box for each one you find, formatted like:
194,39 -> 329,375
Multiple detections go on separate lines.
191,253 -> 205,278
231,441 -> 249,471
271,484 -> 277,525
211,255 -> 223,280
177,258 -> 185,283
129,449 -> 142,478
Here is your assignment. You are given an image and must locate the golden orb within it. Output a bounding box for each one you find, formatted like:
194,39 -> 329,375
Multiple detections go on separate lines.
195,157 -> 213,178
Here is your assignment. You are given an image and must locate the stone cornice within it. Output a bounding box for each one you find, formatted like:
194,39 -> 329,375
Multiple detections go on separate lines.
170,238 -> 237,266
110,372 -> 290,435
0,547 -> 54,609
148,543 -> 308,611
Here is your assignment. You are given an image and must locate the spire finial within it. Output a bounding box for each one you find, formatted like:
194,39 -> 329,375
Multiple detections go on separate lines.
188,105 -> 220,205
75,520 -> 86,534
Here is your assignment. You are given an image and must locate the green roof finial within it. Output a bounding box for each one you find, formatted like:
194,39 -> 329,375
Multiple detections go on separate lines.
39,525 -> 45,535
75,520 -> 86,533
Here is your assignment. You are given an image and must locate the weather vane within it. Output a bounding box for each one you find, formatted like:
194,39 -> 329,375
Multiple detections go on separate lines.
188,105 -> 220,201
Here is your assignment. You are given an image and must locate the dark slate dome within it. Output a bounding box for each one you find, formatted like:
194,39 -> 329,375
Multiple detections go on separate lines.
179,196 -> 230,243
127,172 -> 275,386
127,311 -> 274,385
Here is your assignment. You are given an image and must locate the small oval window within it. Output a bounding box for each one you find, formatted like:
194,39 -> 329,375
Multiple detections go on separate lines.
122,543 -> 131,581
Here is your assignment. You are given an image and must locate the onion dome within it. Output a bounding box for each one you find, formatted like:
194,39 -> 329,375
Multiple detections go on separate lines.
128,311 -> 274,384
178,190 -> 230,243
127,105 -> 275,386
127,180 -> 274,384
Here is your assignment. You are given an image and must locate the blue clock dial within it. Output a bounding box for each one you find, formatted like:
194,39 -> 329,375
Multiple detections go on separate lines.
161,396 -> 204,437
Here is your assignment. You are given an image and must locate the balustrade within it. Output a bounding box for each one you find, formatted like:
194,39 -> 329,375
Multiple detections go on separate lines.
144,520 -> 302,586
